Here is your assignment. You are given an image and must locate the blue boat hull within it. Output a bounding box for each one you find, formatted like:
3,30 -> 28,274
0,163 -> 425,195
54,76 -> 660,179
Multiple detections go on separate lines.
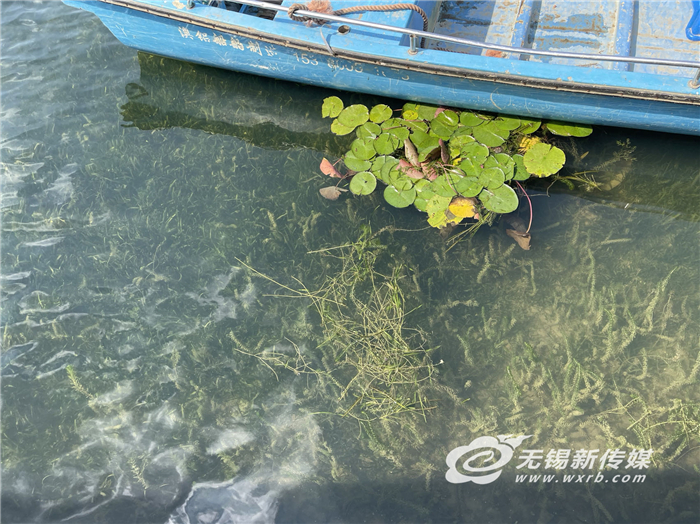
65,0 -> 700,135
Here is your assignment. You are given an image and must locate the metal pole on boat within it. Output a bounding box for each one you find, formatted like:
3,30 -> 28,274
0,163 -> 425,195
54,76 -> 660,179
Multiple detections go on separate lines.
408,34 -> 418,55
690,70 -> 700,89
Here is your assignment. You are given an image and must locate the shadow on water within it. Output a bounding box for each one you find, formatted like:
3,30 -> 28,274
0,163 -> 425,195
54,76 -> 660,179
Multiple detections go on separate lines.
120,53 -> 395,157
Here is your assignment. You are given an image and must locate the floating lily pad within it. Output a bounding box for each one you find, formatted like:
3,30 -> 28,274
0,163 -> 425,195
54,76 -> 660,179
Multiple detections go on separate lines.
517,118 -> 541,135
337,104 -> 369,129
479,184 -> 519,213
461,142 -> 490,163
380,156 -> 400,181
430,111 -> 459,139
455,175 -> 483,197
410,130 -> 440,162
460,112 -> 484,127
356,122 -> 382,139
350,137 -> 377,161
523,143 -> 566,177
322,96 -> 343,118
388,169 -> 414,191
449,196 -> 478,218
374,133 -> 399,155
493,116 -> 521,130
343,151 -> 372,171
484,153 -> 515,180
544,121 -> 593,137
331,119 -> 355,136
369,104 -> 393,123
349,171 -> 377,195
402,109 -> 419,120
413,197 -> 429,212
402,119 -> 429,132
426,194 -> 452,214
473,121 -> 510,147
371,155 -> 391,182
384,185 -> 416,208
404,103 -> 439,120
430,175 -> 459,197
413,179 -> 432,193
380,119 -> 411,141
512,154 -> 530,181
479,166 -> 505,189
458,157 -> 482,178
449,134 -> 476,159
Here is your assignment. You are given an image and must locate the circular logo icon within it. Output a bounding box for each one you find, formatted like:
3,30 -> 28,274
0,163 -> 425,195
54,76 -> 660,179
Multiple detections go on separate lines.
446,434 -> 531,484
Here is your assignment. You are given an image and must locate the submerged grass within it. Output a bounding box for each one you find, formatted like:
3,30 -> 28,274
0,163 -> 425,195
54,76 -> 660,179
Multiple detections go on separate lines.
231,226 -> 439,422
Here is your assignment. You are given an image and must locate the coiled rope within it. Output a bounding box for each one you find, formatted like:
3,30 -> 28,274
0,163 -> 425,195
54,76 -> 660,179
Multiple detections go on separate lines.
288,2 -> 429,32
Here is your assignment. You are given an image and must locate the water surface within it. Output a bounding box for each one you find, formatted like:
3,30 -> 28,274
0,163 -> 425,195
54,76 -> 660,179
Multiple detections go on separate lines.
2,2 -> 699,523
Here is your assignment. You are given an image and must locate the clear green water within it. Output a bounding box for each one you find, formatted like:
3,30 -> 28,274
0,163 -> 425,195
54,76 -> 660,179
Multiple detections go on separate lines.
1,2 -> 699,523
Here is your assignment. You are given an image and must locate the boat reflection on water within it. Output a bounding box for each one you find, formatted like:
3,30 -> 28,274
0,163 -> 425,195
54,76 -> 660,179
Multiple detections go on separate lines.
120,52 -> 364,156
121,52 -> 699,225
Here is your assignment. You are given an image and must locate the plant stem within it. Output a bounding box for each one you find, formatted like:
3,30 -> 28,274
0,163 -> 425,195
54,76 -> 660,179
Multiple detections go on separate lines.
515,181 -> 533,233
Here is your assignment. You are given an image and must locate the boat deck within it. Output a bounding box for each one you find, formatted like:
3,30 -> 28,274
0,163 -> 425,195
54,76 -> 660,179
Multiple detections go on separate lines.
427,0 -> 700,77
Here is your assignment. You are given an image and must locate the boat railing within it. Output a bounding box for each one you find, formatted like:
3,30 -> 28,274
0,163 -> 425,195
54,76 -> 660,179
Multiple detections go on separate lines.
234,0 -> 700,77
112,0 -> 700,83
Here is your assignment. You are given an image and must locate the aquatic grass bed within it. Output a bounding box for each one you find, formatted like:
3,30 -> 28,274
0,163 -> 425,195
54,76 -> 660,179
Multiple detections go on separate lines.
2,5 -> 699,521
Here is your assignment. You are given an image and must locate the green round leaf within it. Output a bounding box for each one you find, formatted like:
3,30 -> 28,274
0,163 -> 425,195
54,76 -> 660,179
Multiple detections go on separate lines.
322,96 -> 343,118
479,184 -> 519,213
410,130 -> 440,161
356,122 -> 382,139
516,118 -> 541,135
349,171 -> 377,195
473,121 -> 510,147
337,104 -> 369,128
545,121 -> 593,137
429,112 -> 458,140
459,157 -> 481,178
381,119 -> 411,141
449,134 -> 476,159
380,156 -> 400,180
384,185 -> 416,208
404,103 -> 439,121
388,169 -> 414,191
512,154 -> 530,181
461,142 -> 489,163
413,197 -> 429,212
455,176 -> 483,197
459,112 -> 484,127
374,133 -> 399,155
343,151 -> 372,172
426,194 -> 452,214
479,166 -> 505,189
331,119 -> 355,136
430,175 -> 458,197
371,155 -> 391,183
484,153 -> 515,180
350,137 -> 377,161
370,104 -> 393,123
435,110 -> 459,126
493,116 -> 521,130
403,109 -> 419,120
523,143 -> 566,177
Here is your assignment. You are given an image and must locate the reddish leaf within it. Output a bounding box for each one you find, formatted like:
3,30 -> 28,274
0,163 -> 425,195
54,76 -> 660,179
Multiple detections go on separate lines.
320,158 -> 342,178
